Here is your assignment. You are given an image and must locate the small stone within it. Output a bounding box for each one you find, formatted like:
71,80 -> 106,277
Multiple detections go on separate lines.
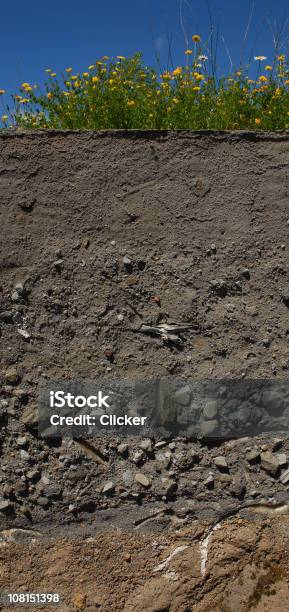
123,255 -> 132,271
37,496 -> 49,508
204,473 -> 214,487
132,451 -> 144,465
41,475 -> 50,485
5,367 -> 20,385
154,441 -> 167,449
231,476 -> 246,499
261,451 -> 280,476
214,456 -> 228,470
26,469 -> 40,482
20,405 -> 38,426
139,439 -> 153,453
102,481 -> 115,495
16,436 -> 27,447
174,385 -> 191,406
117,443 -> 129,456
246,449 -> 260,463
280,468 -> 289,485
210,279 -> 228,297
276,453 -> 287,468
74,593 -> 87,610
161,478 -> 177,497
203,400 -> 218,420
200,419 -> 218,436
134,473 -> 151,488
0,500 -> 11,512
20,450 -> 30,461
53,259 -> 64,270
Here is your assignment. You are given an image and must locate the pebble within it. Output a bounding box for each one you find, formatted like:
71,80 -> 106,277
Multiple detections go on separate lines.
20,450 -> 30,461
200,419 -> 218,436
214,456 -> 228,470
260,451 -> 280,476
276,453 -> 287,468
102,481 -> 115,494
280,468 -> 289,485
203,400 -> 218,420
16,437 -> 27,447
204,473 -> 214,487
134,473 -> 151,488
117,443 -> 129,456
246,449 -> 260,463
132,450 -> 144,465
37,496 -> 49,507
0,500 -> 11,512
5,367 -> 20,385
174,385 -> 191,406
139,439 -> 153,453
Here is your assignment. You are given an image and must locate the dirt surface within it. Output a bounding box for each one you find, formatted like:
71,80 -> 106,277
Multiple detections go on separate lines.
1,130 -> 289,609
0,515 -> 288,611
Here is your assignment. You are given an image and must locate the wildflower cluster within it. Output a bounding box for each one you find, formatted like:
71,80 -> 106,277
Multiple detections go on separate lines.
2,37 -> 289,130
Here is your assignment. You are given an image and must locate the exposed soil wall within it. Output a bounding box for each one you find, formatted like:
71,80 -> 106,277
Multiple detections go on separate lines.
1,131 -> 289,610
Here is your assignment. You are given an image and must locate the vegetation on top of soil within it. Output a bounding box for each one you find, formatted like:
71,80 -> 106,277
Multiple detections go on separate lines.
2,35 -> 289,130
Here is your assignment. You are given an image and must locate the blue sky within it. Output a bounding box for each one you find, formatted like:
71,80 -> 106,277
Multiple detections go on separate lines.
1,0 -> 289,106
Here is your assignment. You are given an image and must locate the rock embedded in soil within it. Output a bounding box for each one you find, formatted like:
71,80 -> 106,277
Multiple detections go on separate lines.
134,473 -> 151,488
261,451 -> 280,476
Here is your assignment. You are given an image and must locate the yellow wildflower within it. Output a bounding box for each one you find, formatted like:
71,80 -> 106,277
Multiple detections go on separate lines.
117,55 -> 125,60
161,71 -> 171,80
285,80 -> 289,85
127,100 -> 136,107
255,118 -> 261,125
20,99 -> 29,104
259,76 -> 268,82
66,67 -> 72,72
0,89 -> 5,94
192,86 -> 201,91
172,97 -> 179,103
265,65 -> 272,71
173,67 -> 182,77
185,49 -> 193,55
50,73 -> 56,77
236,71 -> 242,76
2,115 -> 8,121
21,82 -> 30,88
194,72 -> 204,81
88,65 -> 94,70
45,69 -> 52,73
278,54 -> 285,61
192,35 -> 201,43
92,76 -> 99,83
102,56 -> 109,60
83,72 -> 89,77
47,92 -> 53,99
71,75 -> 78,80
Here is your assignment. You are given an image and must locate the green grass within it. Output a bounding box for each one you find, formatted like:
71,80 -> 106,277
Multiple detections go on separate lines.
2,38 -> 289,130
